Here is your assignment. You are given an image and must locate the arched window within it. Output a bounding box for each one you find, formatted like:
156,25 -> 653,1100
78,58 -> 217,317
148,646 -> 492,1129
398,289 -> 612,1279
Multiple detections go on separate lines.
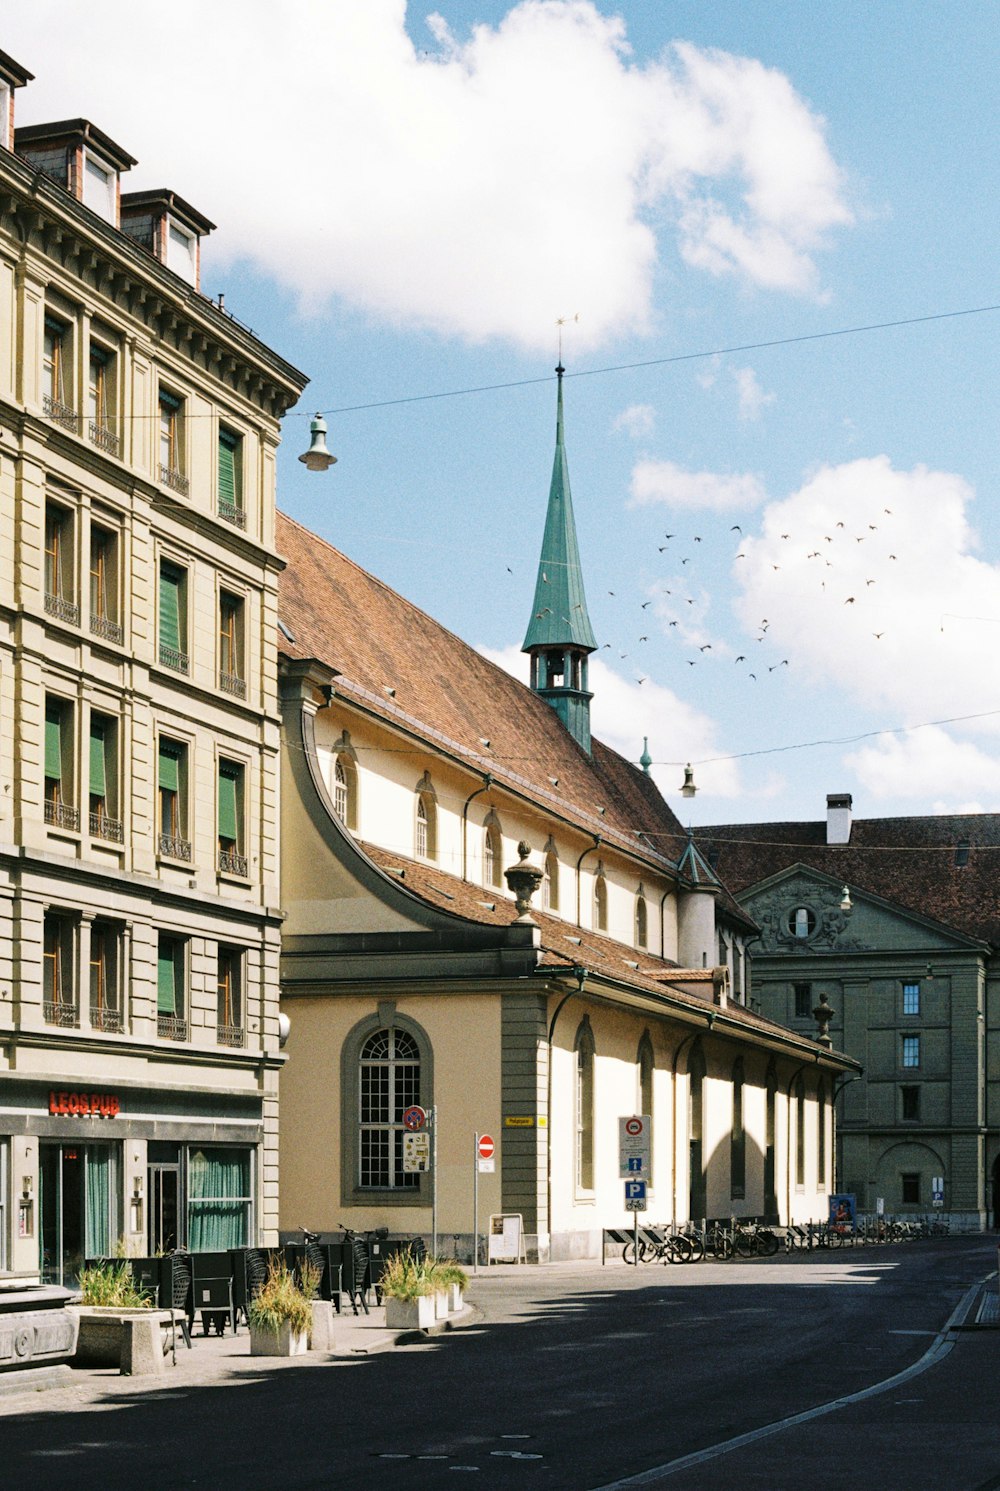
575,1018 -> 596,1192
688,1041 -> 707,1220
482,813 -> 502,889
334,758 -> 349,821
638,1032 -> 654,1179
415,774 -> 437,861
794,1073 -> 806,1188
359,1026 -> 422,1190
817,1077 -> 828,1190
787,906 -> 816,939
731,1058 -> 746,1200
635,886 -> 648,949
593,865 -> 608,932
543,841 -> 560,912
328,732 -> 359,831
765,1063 -> 778,1218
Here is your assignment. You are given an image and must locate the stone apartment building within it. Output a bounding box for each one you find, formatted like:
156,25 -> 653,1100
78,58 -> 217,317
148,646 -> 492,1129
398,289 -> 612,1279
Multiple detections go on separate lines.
0,48 -> 306,1281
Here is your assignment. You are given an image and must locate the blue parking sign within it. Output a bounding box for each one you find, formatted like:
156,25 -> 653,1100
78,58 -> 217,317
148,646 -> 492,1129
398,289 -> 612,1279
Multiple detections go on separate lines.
624,1180 -> 647,1211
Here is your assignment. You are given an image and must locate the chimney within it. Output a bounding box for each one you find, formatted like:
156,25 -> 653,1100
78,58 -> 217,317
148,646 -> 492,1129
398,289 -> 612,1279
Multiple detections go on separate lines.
827,793 -> 852,846
120,190 -> 215,290
0,48 -> 34,152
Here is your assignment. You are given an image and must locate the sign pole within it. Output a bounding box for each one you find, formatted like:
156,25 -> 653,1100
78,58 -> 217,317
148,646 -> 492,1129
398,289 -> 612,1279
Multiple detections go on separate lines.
431,1104 -> 438,1259
634,1208 -> 639,1267
473,1131 -> 479,1276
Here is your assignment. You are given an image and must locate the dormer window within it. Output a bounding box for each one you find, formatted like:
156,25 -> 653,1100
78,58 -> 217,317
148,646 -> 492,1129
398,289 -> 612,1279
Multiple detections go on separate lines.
0,83 -> 10,152
83,152 -> 115,222
168,220 -> 197,285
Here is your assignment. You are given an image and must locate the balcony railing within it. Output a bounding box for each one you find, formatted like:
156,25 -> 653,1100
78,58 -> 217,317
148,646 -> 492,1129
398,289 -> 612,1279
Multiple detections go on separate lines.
45,592 -> 80,626
42,393 -> 79,432
90,613 -> 124,645
158,832 -> 192,861
45,800 -> 80,832
43,999 -> 79,1028
218,500 -> 246,530
159,464 -> 190,496
157,1013 -> 188,1042
217,1023 -> 245,1049
88,420 -> 120,457
90,811 -> 124,843
91,1004 -> 123,1033
159,644 -> 189,674
219,670 -> 247,700
218,848 -> 248,878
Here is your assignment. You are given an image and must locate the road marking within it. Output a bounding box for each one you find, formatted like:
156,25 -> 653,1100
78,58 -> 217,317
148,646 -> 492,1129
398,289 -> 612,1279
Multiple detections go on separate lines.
591,1275 -> 987,1489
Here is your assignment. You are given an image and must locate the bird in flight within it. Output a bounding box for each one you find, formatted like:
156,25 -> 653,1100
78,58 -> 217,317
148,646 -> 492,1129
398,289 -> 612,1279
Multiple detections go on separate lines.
866,579 -> 876,587
731,524 -> 742,533
873,632 -> 884,640
641,601 -> 652,609
844,597 -> 855,604
735,655 -> 746,662
699,644 -> 712,652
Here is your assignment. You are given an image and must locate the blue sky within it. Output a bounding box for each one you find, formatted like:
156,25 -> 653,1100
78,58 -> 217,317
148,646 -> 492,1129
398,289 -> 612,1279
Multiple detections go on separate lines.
9,2 -> 1000,823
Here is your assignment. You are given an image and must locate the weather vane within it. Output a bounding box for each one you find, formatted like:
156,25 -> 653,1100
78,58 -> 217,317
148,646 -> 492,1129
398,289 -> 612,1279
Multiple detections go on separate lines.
556,313 -> 580,364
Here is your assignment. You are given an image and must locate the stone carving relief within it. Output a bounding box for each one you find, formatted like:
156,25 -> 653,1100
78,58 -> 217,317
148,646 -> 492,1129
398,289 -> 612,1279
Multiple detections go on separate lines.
750,881 -> 869,953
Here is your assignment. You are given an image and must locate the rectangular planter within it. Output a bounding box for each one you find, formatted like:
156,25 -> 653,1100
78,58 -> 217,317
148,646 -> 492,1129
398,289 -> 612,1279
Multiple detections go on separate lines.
72,1307 -> 174,1367
447,1283 -> 464,1313
249,1319 -> 309,1357
384,1293 -> 436,1331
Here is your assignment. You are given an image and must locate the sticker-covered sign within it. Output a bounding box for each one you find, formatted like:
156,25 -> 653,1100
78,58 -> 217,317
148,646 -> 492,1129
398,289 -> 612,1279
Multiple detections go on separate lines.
402,1132 -> 430,1173
618,1115 -> 651,1178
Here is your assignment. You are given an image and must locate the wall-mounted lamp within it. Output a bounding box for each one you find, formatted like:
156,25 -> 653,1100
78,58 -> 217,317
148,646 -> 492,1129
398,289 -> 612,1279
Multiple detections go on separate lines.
839,885 -> 852,913
299,413 -> 337,472
680,763 -> 697,798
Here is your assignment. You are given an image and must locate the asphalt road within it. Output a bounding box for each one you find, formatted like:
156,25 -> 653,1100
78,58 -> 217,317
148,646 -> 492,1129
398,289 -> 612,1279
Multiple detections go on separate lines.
1,1234 -> 996,1490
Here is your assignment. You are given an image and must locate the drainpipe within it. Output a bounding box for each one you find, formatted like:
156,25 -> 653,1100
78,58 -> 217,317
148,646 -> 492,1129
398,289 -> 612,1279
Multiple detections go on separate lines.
461,774 -> 492,881
575,836 -> 602,926
545,965 -> 587,1261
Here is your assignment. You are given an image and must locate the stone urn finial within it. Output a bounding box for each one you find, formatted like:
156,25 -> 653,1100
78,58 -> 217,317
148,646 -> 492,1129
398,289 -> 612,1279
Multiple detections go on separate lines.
504,841 -> 543,924
813,990 -> 835,1048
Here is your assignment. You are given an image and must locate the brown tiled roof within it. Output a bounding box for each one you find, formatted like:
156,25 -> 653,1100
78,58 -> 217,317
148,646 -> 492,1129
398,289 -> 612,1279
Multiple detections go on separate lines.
695,813 -> 1000,947
278,510 -> 702,883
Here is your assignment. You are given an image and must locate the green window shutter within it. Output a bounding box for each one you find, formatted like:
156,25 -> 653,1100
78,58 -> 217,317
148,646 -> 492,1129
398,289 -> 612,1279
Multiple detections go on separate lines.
159,566 -> 181,653
218,431 -> 238,508
158,741 -> 180,793
45,704 -> 62,779
218,762 -> 239,841
157,944 -> 176,1015
89,717 -> 107,797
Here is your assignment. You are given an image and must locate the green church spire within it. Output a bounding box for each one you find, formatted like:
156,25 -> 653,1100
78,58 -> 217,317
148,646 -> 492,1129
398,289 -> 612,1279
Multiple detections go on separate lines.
522,366 -> 597,752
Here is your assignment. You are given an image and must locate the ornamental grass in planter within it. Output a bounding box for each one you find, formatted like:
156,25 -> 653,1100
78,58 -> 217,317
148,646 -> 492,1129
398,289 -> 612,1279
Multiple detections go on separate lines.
248,1260 -> 311,1357
435,1261 -> 469,1313
380,1251 -> 437,1331
74,1261 -> 169,1367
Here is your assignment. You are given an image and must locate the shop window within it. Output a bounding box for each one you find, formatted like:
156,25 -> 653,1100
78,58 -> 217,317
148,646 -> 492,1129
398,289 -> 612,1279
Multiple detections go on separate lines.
794,983 -> 812,1019
40,1142 -> 117,1286
635,887 -> 648,949
593,866 -> 608,932
43,913 -> 77,1027
219,590 -> 246,698
89,521 -> 121,643
902,981 -> 920,1016
901,1085 -> 921,1121
90,921 -> 122,1033
217,947 -> 244,1047
187,1147 -> 252,1250
217,427 -> 245,528
157,933 -> 187,1041
158,388 -> 188,494
44,696 -> 78,832
44,502 -> 78,624
217,758 -> 247,877
542,843 -> 559,912
575,1018 -> 595,1193
415,775 -> 437,861
731,1058 -> 746,1200
901,1172 -> 920,1205
483,813 -> 502,889
157,737 -> 190,860
88,712 -> 121,843
158,560 -> 188,673
359,1027 -> 422,1190
902,1035 -> 921,1069
87,338 -> 118,456
43,314 -> 76,428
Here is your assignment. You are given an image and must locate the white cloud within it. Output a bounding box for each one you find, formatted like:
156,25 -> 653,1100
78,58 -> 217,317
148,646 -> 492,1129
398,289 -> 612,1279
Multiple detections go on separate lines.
629,461 -> 768,511
733,366 -> 776,421
612,403 -> 656,438
846,728 -> 1000,810
6,2 -> 853,351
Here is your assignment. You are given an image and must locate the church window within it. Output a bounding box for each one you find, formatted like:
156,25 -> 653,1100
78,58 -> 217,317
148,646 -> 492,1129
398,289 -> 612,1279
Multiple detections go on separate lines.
634,887 -> 648,949
483,814 -> 502,889
575,1019 -> 595,1192
593,866 -> 608,932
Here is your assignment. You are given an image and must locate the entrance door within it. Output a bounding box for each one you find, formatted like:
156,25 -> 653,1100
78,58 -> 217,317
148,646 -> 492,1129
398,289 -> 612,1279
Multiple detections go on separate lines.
148,1163 -> 181,1254
40,1142 -> 116,1285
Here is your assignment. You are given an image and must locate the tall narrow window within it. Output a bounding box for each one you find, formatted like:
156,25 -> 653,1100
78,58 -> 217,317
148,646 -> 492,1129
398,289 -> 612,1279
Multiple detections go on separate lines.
638,1033 -> 654,1180
217,427 -> 244,528
902,982 -> 920,1016
44,697 -> 78,831
817,1078 -> 828,1190
89,523 -> 121,643
575,1019 -> 595,1192
43,316 -> 75,427
83,152 -> 115,221
217,759 -> 246,876
87,341 -> 118,455
483,814 -> 502,889
543,844 -> 560,912
593,867 -> 608,932
794,1074 -> 806,1188
158,561 -> 188,673
793,982 -> 812,1019
158,390 -> 188,494
157,738 -> 190,861
43,914 -> 77,1027
415,777 -> 437,861
635,887 -> 648,949
157,934 -> 187,1041
44,503 -> 78,624
902,1035 -> 920,1068
167,221 -> 197,284
688,1043 -> 706,1220
217,947 -> 244,1047
218,590 -> 245,698
764,1065 -> 777,1218
359,1027 -> 421,1189
90,922 -> 121,1032
88,712 -> 121,842
731,1058 -> 746,1200
334,759 -> 349,821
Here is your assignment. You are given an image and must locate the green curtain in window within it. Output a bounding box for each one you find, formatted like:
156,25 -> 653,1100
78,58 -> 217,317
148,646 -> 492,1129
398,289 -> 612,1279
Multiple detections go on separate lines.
45,706 -> 62,779
187,1147 -> 250,1251
158,742 -> 179,792
89,718 -> 106,797
159,567 -> 181,653
217,764 -> 239,841
157,945 -> 177,1015
218,432 -> 238,508
84,1145 -> 111,1259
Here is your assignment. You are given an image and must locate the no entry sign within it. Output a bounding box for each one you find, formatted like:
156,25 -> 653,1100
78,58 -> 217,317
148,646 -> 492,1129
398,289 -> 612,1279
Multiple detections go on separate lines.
478,1134 -> 495,1160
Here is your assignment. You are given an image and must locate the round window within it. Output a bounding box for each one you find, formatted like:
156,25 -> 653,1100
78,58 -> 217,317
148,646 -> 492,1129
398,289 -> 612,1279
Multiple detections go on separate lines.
787,906 -> 816,939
